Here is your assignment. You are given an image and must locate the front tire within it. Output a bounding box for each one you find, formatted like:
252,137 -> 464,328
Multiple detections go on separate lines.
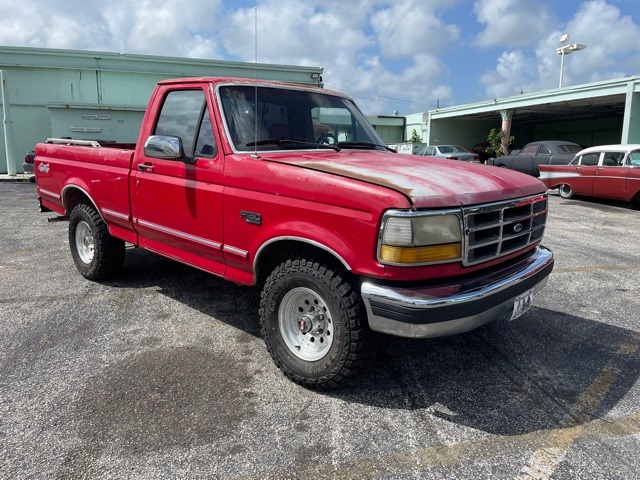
68,204 -> 125,280
558,184 -> 574,199
259,257 -> 371,390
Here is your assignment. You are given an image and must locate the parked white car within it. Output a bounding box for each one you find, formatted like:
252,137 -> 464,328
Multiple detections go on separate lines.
416,145 -> 480,162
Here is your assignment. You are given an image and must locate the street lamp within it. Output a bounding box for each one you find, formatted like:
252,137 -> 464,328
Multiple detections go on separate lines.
556,34 -> 586,88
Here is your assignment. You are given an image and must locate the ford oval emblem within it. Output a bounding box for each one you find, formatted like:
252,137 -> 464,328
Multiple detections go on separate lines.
513,223 -> 524,233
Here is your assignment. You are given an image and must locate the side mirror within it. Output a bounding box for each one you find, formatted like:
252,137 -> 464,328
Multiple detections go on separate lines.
144,135 -> 196,164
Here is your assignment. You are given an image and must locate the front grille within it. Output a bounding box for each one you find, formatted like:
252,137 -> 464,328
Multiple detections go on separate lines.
463,194 -> 547,266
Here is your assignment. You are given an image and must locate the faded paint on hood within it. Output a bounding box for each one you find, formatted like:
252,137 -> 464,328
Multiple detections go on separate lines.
262,150 -> 546,208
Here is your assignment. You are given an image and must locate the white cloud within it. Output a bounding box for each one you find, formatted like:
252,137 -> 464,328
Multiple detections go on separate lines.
0,1 -> 111,49
478,0 -> 640,99
105,0 -> 222,57
221,0 -> 371,66
219,0 -> 459,114
329,53 -> 451,114
371,0 -> 461,58
474,0 -> 556,47
561,0 -> 640,81
0,0 -> 222,58
480,50 -> 536,98
2,0 -> 638,115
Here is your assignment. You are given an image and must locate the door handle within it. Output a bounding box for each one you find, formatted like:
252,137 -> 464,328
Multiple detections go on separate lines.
138,163 -> 154,172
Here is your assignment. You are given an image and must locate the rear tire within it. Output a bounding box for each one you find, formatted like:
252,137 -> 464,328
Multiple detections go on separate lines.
558,184 -> 574,199
259,257 -> 371,390
68,204 -> 125,280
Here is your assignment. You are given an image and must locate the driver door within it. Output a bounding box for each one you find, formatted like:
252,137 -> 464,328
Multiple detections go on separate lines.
133,85 -> 225,275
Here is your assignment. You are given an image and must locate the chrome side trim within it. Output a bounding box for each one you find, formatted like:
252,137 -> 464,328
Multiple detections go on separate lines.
361,246 -> 553,338
539,171 -> 582,180
39,188 -> 61,200
254,236 -> 352,273
137,219 -> 222,250
223,245 -> 249,258
102,208 -> 130,221
61,184 -> 102,220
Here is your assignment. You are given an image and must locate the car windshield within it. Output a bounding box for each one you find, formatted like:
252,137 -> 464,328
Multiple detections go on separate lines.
218,85 -> 385,152
628,151 -> 640,166
451,146 -> 468,152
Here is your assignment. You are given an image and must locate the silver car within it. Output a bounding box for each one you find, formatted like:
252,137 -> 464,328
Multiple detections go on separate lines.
416,145 -> 480,162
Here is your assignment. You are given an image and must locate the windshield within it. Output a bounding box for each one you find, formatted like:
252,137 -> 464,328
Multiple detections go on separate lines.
218,85 -> 385,152
440,146 -> 468,153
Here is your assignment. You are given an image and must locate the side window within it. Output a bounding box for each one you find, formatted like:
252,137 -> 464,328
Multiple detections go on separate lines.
580,153 -> 600,166
520,145 -> 538,155
194,108 -> 216,157
538,145 -> 551,155
155,89 -> 215,157
602,152 -> 622,166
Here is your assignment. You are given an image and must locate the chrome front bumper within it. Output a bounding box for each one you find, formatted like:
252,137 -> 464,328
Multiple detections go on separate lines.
361,246 -> 554,338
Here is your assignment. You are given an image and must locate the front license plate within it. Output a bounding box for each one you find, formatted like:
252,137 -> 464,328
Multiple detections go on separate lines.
510,289 -> 534,321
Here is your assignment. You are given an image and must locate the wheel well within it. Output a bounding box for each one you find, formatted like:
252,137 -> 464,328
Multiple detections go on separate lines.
63,187 -> 97,215
255,240 -> 347,285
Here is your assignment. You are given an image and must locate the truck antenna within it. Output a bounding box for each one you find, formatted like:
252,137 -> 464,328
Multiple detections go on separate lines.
252,7 -> 259,159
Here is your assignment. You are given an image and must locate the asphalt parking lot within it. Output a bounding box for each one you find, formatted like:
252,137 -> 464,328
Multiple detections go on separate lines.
1,182 -> 639,479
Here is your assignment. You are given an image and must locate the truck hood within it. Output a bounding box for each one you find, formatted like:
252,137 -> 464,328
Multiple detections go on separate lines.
264,150 -> 546,208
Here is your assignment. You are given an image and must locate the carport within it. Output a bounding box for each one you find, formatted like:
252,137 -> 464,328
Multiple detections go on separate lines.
415,74 -> 640,150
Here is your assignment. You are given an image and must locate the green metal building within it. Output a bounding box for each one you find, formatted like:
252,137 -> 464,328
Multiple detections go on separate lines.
406,75 -> 640,150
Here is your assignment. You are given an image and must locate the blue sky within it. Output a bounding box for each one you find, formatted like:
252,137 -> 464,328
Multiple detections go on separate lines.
1,0 -> 638,114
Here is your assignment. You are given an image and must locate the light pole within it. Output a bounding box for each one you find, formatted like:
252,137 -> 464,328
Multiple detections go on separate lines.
556,34 -> 586,88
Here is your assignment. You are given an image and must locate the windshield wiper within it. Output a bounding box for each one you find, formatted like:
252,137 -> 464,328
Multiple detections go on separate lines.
246,139 -> 341,152
337,141 -> 394,152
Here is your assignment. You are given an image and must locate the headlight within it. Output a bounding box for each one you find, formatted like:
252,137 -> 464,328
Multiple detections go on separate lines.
379,211 -> 462,265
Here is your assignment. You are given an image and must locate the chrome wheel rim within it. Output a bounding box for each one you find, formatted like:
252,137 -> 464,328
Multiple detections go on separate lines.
279,287 -> 333,361
75,220 -> 95,264
559,184 -> 572,197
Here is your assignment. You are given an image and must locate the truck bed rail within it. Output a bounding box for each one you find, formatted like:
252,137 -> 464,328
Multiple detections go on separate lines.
46,138 -> 102,147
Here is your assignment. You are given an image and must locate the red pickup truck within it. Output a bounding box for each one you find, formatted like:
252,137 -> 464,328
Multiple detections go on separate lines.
34,76 -> 554,389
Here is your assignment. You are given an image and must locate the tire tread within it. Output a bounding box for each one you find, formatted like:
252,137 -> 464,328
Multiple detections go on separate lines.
69,204 -> 125,280
259,256 -> 370,390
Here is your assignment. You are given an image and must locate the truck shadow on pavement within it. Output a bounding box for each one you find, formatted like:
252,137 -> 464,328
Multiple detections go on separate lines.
107,248 -> 639,438
343,308 -> 640,436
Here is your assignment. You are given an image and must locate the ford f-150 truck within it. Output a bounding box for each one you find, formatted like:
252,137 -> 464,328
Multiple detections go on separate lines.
34,76 -> 554,389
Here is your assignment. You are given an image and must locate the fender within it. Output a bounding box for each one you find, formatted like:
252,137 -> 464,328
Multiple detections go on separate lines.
254,235 -> 352,273
60,181 -> 138,244
61,181 -> 102,219
248,217 -> 383,281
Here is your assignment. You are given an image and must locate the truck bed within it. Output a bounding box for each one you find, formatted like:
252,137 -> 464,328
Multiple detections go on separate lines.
35,140 -> 136,237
